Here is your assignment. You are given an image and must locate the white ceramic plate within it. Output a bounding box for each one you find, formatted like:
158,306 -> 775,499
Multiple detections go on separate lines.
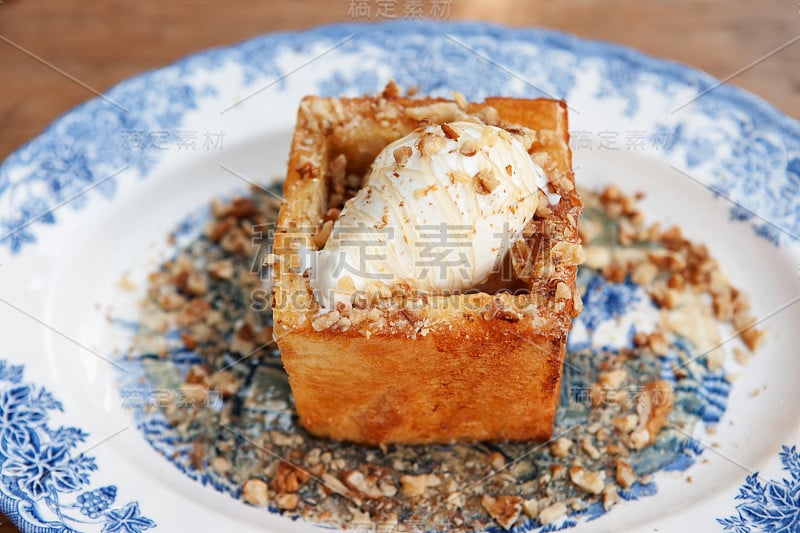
1,21 -> 799,533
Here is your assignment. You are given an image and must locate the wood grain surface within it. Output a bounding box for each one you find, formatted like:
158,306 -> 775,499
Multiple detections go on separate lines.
0,1 -> 798,531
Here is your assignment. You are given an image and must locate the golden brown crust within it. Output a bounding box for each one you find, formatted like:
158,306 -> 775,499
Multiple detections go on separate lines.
273,91 -> 581,444
280,318 -> 564,444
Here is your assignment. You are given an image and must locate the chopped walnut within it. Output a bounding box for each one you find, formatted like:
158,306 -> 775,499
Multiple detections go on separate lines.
629,427 -> 651,450
438,122 -> 459,140
209,370 -> 238,398
220,197 -> 259,219
185,365 -> 210,388
481,125 -> 499,147
582,245 -> 611,270
460,139 -> 481,156
400,473 -> 440,497
297,161 -> 320,181
602,484 -> 619,511
271,462 -> 310,493
275,493 -> 300,511
208,260 -> 234,280
405,102 -> 464,123
418,132 -> 447,157
555,282 -> 572,301
550,437 -> 573,458
452,90 -> 468,110
242,479 -> 269,506
321,473 -> 351,498
413,183 -> 438,199
615,460 -> 637,488
550,241 -> 585,266
740,325 -> 766,351
176,298 -> 211,327
481,495 -> 523,531
312,310 -> 340,332
611,414 -> 638,434
343,470 -> 383,499
646,332 -> 669,356
632,380 -> 674,448
474,168 -> 499,194
488,451 -> 506,470
631,261 -> 658,286
598,369 -> 627,389
179,332 -> 198,351
379,480 -> 398,498
537,502 -> 567,525
220,226 -> 249,255
522,498 -> 538,518
382,80 -> 400,98
393,145 -> 413,165
569,466 -> 605,495
580,436 -> 601,460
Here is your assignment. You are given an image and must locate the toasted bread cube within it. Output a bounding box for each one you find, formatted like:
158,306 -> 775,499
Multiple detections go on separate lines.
272,91 -> 581,444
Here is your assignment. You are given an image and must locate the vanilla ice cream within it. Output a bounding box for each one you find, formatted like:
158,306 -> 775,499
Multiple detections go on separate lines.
312,121 -> 559,308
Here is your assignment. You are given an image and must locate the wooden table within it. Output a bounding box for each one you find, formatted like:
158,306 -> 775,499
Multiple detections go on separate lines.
0,0 -> 797,530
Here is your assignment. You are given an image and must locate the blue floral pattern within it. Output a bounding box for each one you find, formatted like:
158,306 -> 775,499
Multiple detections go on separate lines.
719,445 -> 800,533
0,361 -> 155,532
1,22 -> 798,254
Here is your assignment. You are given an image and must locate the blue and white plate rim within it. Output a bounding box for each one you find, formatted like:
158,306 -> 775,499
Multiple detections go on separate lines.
0,19 -> 798,533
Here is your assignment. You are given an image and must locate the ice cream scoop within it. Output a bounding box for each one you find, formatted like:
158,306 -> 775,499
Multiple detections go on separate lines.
313,121 -> 559,308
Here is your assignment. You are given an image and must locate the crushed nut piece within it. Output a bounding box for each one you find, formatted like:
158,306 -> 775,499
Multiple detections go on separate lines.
474,168 -> 499,194
393,145 -> 413,165
441,122 -> 460,140
313,220 -> 334,249
550,437 -> 573,458
740,326 -> 766,351
321,473 -> 351,498
488,451 -> 506,471
580,436 -> 601,460
537,502 -> 567,525
418,132 -> 447,156
241,479 -> 269,506
312,310 -> 340,332
274,492 -> 300,511
631,261 -> 658,286
482,126 -> 499,147
647,332 -> 669,355
637,379 -> 675,445
615,459 -> 637,488
555,282 -> 572,300
522,498 -> 538,518
271,462 -> 310,493
569,466 -> 605,495
400,474 -> 439,497
460,139 -> 481,156
481,495 -> 523,531
611,414 -> 638,434
343,470 -> 383,499
551,241 -> 585,266
598,369 -> 627,389
452,91 -> 468,110
208,260 -> 234,280
602,484 -> 619,511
